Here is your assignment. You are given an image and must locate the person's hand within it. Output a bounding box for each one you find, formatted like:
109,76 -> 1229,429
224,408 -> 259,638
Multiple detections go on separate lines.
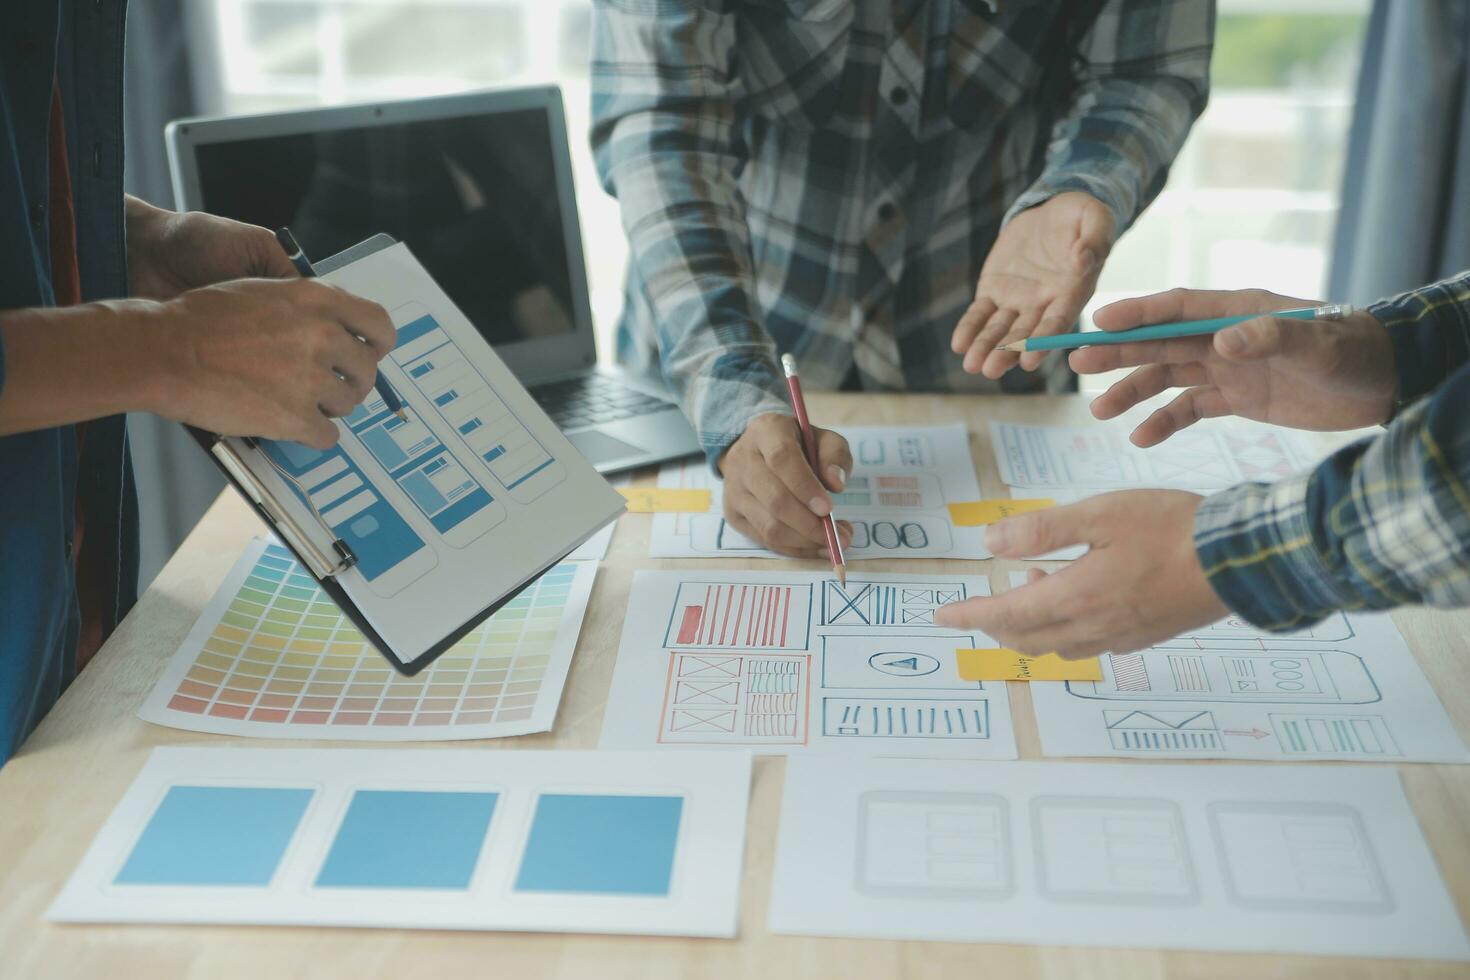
951,191 -> 1115,378
126,197 -> 298,301
1072,288 -> 1397,446
935,490 -> 1227,658
148,278 -> 396,448
717,413 -> 854,558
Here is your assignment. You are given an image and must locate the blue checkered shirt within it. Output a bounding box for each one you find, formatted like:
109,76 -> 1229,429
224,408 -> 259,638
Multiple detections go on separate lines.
591,0 -> 1214,464
1196,271 -> 1470,630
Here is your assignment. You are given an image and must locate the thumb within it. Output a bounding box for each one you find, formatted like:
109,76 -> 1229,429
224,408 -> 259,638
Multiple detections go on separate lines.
1074,197 -> 1115,271
815,428 -> 853,493
1214,315 -> 1303,362
985,504 -> 1091,558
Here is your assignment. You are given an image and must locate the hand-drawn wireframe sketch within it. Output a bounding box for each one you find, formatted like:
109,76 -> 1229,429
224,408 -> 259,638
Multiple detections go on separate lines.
1022,569 -> 1467,762
831,473 -> 943,509
1067,648 -> 1382,704
1031,796 -> 1198,905
602,571 -> 1017,759
1269,714 -> 1401,757
846,517 -> 951,552
823,698 -> 990,739
659,653 -> 809,745
856,791 -> 1013,899
1103,709 -> 1221,751
820,580 -> 964,627
662,582 -> 813,650
820,634 -> 981,691
769,757 -> 1470,960
1208,801 -> 1393,914
1163,610 -> 1355,646
991,420 -> 1318,491
649,425 -> 988,559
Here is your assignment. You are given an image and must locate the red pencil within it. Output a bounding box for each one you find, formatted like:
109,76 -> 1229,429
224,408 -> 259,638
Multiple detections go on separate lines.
780,353 -> 847,584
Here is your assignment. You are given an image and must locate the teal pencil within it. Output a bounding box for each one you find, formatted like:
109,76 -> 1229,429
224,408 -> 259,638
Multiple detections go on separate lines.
999,303 -> 1354,353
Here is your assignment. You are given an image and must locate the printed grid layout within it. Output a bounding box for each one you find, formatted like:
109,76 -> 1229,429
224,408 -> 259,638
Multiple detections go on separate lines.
163,545 -> 577,728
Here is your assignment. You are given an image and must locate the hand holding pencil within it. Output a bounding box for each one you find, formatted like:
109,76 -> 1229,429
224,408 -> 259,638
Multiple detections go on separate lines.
781,354 -> 848,583
1066,287 -> 1398,447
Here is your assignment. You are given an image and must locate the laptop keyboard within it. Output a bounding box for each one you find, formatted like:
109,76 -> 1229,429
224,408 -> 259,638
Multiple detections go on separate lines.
529,374 -> 674,430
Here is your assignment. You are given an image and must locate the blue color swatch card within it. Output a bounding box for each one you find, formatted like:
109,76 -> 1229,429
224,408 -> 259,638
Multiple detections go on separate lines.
50,747 -> 751,937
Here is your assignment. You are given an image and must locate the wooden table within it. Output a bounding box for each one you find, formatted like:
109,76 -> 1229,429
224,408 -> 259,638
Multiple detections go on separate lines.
3,393 -> 1469,980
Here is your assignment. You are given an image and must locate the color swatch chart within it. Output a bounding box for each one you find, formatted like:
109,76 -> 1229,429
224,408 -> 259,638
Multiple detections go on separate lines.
49,748 -> 751,937
138,539 -> 596,741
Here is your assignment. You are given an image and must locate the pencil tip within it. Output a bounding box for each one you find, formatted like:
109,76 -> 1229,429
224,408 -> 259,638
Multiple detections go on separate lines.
837,565 -> 847,586
1000,341 -> 1024,353
396,409 -> 408,421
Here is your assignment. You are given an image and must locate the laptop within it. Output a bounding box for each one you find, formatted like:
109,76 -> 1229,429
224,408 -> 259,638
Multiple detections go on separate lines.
165,85 -> 701,474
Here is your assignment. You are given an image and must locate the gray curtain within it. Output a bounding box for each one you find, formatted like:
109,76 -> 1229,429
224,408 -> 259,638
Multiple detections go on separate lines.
124,0 -> 228,589
1328,0 -> 1470,305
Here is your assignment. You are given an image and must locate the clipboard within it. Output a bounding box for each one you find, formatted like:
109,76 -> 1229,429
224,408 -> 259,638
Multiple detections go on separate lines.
188,234 -> 623,676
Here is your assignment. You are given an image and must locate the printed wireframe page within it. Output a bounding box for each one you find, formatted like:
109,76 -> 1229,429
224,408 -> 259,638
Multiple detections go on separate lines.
991,420 -> 1320,491
650,424 -> 990,559
1007,573 -> 1470,763
138,539 -> 598,741
770,757 -> 1470,960
599,570 -> 1017,759
50,747 -> 750,938
223,242 -> 624,667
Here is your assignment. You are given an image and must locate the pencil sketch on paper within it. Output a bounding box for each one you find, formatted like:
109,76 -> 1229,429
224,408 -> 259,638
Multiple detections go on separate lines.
856,791 -> 1013,900
1031,796 -> 1198,906
602,571 -> 1017,759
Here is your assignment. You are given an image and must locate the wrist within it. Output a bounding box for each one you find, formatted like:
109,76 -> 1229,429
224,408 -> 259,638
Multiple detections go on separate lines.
107,297 -> 187,416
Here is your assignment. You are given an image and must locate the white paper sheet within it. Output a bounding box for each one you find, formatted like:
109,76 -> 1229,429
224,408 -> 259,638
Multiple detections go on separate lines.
138,539 -> 598,741
992,419 -> 1319,490
50,747 -> 750,938
650,424 -> 990,559
1005,573 -> 1470,763
598,570 -> 1017,759
770,756 -> 1470,960
233,243 -> 624,667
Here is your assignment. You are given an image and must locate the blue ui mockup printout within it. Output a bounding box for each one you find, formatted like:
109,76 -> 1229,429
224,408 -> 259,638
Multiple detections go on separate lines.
228,241 -> 625,668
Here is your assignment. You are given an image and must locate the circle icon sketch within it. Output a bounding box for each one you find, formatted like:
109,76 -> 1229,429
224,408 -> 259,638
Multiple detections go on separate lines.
868,651 -> 941,677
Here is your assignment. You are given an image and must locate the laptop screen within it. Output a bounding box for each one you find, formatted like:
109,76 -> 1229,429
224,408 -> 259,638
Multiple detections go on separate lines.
192,107 -> 578,349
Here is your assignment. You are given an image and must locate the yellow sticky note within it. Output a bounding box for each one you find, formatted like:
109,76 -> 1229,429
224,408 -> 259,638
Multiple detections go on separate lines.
947,498 -> 1056,527
956,648 -> 1103,682
618,487 -> 713,513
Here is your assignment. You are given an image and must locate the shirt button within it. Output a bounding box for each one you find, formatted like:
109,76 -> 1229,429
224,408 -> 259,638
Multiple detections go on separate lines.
889,86 -> 909,106
877,202 -> 897,222
30,200 -> 46,233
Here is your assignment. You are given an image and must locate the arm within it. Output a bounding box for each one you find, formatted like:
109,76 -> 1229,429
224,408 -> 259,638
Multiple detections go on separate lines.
1197,359 -> 1470,630
951,0 -> 1215,377
0,281 -> 393,447
590,0 -> 786,461
590,0 -> 851,557
1004,0 -> 1214,238
0,201 -> 395,446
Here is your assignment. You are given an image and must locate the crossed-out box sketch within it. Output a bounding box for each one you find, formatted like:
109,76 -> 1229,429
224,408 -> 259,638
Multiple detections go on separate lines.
659,653 -> 810,744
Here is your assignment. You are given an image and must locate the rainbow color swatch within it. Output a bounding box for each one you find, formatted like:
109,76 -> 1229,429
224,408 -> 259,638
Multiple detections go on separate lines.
139,540 -> 597,740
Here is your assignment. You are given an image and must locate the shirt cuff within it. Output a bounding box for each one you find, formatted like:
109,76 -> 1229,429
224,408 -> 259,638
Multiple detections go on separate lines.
1192,474 -> 1353,631
1369,277 -> 1470,410
1002,171 -> 1134,243
686,352 -> 792,473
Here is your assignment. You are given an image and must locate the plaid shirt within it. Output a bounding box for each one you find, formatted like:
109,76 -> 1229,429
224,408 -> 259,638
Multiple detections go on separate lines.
591,0 -> 1213,464
1196,271 -> 1470,630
